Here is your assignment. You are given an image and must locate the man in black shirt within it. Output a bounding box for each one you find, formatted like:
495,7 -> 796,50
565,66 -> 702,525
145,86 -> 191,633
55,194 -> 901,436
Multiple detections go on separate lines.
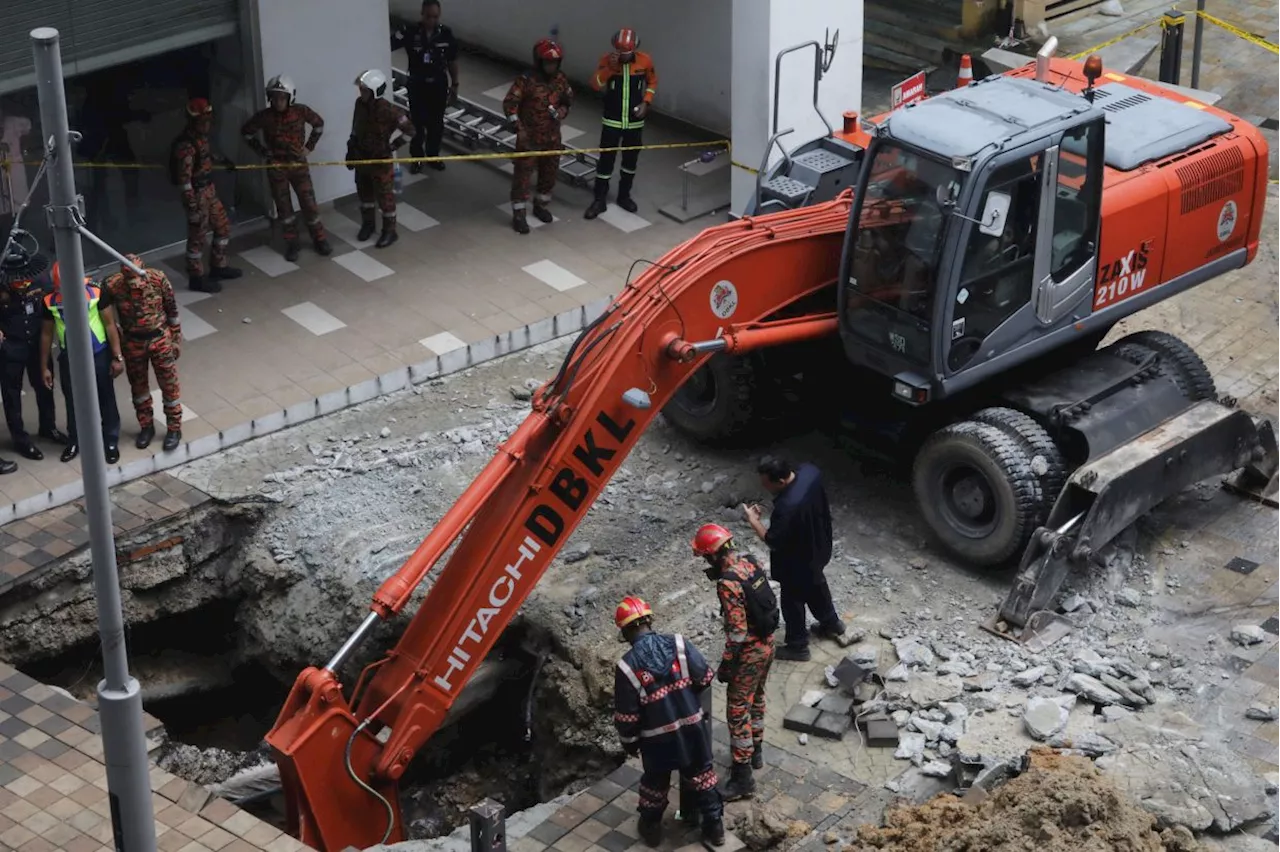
743,457 -> 845,661
391,0 -> 459,174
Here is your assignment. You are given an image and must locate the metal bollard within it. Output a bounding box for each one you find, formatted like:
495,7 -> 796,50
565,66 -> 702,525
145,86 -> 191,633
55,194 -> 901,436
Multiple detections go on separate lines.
1158,9 -> 1186,85
470,798 -> 507,852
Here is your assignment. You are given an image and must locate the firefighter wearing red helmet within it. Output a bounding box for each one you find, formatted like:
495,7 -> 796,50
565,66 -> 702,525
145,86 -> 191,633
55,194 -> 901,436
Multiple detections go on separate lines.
584,28 -> 658,219
692,522 -> 779,801
501,38 -> 574,234
612,595 -> 726,848
169,97 -> 243,293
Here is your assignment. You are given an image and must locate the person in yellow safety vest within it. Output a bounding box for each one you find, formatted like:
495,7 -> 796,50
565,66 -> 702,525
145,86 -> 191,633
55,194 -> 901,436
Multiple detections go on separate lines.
584,28 -> 657,220
39,267 -> 124,464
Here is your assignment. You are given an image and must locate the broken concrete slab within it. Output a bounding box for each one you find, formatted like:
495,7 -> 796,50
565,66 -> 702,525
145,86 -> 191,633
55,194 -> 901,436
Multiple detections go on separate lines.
1064,672 -> 1133,707
1010,666 -> 1047,688
782,704 -> 821,734
1245,704 -> 1279,721
895,731 -> 925,761
920,760 -> 952,778
1046,731 -> 1117,756
1231,624 -> 1266,646
893,636 -> 935,668
907,674 -> 965,707
1115,587 -> 1142,607
885,663 -> 909,682
1023,696 -> 1070,741
1098,742 -> 1274,833
963,672 -> 999,692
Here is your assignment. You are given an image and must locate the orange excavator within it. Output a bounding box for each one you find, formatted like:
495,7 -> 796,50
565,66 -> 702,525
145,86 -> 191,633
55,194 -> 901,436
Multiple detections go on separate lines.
266,45 -> 1276,850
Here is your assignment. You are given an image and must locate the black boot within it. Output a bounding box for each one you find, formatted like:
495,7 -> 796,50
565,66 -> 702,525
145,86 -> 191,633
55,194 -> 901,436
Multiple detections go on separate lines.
617,174 -> 638,213
584,197 -> 607,219
751,742 -> 764,770
0,457 -> 15,475
375,227 -> 398,249
678,785 -> 701,828
16,442 -> 42,461
721,762 -> 755,802
702,817 -> 726,847
104,444 -> 119,465
637,816 -> 662,848
136,425 -> 155,450
162,429 -> 182,452
284,242 -> 300,262
512,209 -> 530,235
775,645 -> 812,662
357,220 -> 376,242
209,265 -> 242,281
532,204 -> 553,224
189,276 -> 222,294
314,238 -> 333,256
60,444 -> 78,463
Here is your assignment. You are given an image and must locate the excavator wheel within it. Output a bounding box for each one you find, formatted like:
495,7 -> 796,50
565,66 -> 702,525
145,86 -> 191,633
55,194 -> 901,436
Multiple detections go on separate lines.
662,353 -> 760,443
969,407 -> 1066,527
1109,330 -> 1216,402
912,420 -> 1043,568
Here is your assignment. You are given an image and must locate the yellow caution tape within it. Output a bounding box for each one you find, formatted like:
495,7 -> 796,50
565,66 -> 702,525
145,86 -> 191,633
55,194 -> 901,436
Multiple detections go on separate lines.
3,139 -> 730,172
1069,20 -> 1159,60
1194,10 -> 1279,54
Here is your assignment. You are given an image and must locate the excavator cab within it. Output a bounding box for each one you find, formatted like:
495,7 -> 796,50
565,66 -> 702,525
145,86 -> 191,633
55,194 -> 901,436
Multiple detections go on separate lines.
837,77 -> 1107,405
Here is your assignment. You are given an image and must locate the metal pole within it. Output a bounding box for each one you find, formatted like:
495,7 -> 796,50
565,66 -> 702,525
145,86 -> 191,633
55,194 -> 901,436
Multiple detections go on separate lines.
29,27 -> 157,852
1158,10 -> 1186,85
1190,0 -> 1206,89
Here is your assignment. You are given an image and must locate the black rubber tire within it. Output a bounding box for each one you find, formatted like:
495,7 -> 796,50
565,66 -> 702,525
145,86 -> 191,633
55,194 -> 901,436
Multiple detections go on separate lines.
912,420 -> 1043,567
969,407 -> 1067,526
662,354 -> 759,443
1110,330 -> 1216,402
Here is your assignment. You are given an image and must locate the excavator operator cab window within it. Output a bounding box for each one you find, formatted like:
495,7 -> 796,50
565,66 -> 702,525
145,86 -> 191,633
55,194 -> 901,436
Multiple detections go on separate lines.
947,154 -> 1045,371
1053,120 -> 1104,281
845,140 -> 962,366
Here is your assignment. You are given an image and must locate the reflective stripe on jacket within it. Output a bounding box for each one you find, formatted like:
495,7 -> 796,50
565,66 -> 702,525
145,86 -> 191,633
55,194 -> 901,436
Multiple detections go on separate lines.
592,50 -> 657,130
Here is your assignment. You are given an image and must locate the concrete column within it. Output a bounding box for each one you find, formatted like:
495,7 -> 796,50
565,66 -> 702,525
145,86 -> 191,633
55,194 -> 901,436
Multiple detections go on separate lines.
730,0 -> 863,216
251,0 -> 393,205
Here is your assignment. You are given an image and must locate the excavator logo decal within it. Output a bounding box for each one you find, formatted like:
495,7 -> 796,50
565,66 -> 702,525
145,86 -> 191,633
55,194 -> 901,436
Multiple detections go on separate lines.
432,409 -> 636,694
1217,200 -> 1237,243
710,280 -> 739,320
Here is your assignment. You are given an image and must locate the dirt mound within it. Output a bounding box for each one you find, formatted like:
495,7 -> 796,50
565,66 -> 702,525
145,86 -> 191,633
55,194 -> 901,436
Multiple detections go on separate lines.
847,749 -> 1202,852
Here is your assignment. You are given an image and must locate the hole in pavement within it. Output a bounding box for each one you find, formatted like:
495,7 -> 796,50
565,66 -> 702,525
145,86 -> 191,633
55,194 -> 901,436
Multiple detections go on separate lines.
8,502 -> 618,839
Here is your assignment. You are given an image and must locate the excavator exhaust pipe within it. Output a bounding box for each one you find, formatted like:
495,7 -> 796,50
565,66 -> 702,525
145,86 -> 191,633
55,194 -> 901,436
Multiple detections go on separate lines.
1035,37 -> 1059,82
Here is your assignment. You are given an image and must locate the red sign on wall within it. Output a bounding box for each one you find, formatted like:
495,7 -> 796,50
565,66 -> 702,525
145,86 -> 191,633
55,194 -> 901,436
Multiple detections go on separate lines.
891,71 -> 927,109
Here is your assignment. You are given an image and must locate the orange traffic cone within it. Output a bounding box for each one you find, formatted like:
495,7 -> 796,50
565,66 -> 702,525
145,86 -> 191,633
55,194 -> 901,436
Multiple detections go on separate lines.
957,53 -> 974,88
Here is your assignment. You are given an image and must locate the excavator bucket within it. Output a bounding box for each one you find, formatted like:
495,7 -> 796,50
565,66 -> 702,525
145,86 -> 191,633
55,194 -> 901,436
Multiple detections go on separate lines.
985,400 -> 1279,647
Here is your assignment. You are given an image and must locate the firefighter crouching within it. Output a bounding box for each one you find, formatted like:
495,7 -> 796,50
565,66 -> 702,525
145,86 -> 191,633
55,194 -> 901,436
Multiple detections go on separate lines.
502,38 -> 574,235
693,523 -> 779,801
241,75 -> 332,262
347,70 -> 415,249
613,596 -> 726,848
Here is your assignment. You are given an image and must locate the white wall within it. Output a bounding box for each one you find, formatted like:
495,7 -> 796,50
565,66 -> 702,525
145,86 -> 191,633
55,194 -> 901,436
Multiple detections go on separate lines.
403,0 -> 733,134
730,0 -> 864,214
252,0 -> 392,205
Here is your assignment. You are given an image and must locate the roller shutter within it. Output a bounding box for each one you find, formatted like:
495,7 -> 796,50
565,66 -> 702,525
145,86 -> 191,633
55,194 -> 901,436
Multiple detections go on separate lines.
0,0 -> 239,95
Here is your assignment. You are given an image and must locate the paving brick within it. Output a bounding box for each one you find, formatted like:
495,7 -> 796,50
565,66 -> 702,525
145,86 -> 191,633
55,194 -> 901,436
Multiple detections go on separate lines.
813,712 -> 851,740
783,704 -> 822,734
815,694 -> 855,716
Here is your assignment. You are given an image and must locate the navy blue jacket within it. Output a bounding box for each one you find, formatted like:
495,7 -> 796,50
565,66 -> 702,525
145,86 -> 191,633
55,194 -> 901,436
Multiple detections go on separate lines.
765,462 -> 834,583
614,632 -> 715,772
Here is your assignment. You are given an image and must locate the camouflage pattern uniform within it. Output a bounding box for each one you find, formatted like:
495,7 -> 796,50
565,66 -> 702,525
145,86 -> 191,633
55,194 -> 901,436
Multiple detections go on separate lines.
176,132 -> 232,280
503,66 -> 573,213
717,553 -> 775,765
348,96 -> 414,237
241,104 -> 328,248
102,266 -> 183,435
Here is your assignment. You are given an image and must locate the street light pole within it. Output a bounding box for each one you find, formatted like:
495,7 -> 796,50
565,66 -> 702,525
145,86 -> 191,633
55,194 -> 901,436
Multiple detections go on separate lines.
30,27 -> 157,852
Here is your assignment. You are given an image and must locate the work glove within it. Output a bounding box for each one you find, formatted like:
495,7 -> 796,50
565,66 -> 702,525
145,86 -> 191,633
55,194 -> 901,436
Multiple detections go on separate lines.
346,139 -> 359,170
716,663 -> 733,685
504,115 -> 519,133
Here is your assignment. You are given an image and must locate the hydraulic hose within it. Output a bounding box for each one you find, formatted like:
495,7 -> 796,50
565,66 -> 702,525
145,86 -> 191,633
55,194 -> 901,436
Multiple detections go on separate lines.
523,653 -> 548,743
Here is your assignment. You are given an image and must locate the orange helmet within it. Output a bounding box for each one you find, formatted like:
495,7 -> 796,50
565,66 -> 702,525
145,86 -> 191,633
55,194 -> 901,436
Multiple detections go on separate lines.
612,29 -> 638,52
614,596 -> 653,630
49,261 -> 60,290
534,38 -> 563,62
186,97 -> 213,118
692,523 -> 733,557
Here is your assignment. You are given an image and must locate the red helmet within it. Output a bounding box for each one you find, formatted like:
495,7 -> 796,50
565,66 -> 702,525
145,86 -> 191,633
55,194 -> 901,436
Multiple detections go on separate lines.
692,523 -> 733,557
186,98 -> 213,118
534,38 -> 563,62
614,596 -> 653,630
50,261 -> 60,290
612,28 -> 638,53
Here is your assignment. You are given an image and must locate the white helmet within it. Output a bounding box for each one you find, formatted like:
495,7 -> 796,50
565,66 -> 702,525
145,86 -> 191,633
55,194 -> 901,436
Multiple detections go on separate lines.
356,69 -> 388,98
266,74 -> 296,105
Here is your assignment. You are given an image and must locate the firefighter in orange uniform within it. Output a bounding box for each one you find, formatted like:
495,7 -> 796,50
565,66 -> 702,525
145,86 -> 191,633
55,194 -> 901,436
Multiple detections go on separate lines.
502,39 -> 574,234
172,98 -> 243,293
348,70 -> 415,249
584,28 -> 657,219
692,523 -> 779,801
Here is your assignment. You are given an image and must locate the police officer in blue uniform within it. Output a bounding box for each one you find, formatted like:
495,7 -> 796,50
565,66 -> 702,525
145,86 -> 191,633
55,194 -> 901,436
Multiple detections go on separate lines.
0,245 -> 66,462
391,0 -> 459,174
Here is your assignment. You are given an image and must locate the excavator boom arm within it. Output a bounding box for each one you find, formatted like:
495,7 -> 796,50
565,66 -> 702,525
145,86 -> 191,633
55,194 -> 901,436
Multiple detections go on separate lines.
265,195 -> 855,852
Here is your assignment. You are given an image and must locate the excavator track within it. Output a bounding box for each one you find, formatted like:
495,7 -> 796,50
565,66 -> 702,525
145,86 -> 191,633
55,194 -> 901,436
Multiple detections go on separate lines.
265,195 -> 853,852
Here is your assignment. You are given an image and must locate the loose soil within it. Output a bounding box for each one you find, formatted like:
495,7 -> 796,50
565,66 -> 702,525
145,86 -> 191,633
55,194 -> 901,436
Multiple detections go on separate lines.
845,749 -> 1203,852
